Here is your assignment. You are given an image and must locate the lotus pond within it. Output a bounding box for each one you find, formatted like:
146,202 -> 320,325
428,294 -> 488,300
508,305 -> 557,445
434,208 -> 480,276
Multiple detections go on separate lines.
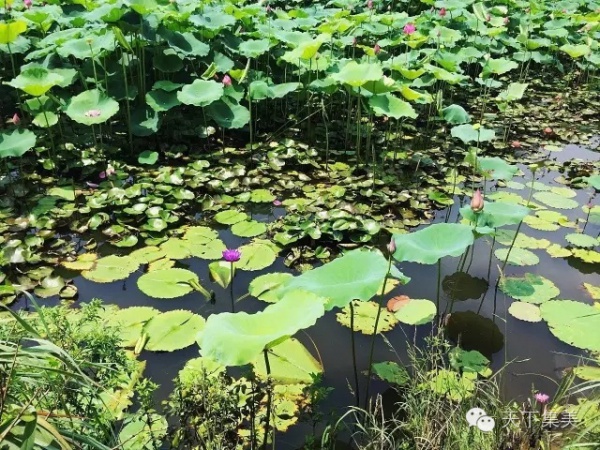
1,0 -> 600,448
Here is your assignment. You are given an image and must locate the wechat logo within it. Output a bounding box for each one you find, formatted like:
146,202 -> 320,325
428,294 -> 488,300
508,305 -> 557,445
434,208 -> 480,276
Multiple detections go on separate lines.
466,408 -> 495,432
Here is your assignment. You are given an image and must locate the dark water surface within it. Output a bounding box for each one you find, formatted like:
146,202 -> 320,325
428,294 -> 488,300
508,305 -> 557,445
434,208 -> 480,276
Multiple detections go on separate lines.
13,144 -> 600,449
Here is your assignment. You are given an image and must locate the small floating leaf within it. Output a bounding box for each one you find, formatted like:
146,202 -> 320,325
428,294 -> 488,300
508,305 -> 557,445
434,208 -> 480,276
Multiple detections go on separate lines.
231,220 -> 267,237
137,268 -> 203,299
336,300 -> 398,335
533,192 -> 578,210
495,248 -> 539,266
565,233 -> 598,249
500,274 -> 559,304
508,302 -> 542,322
394,299 -> 437,325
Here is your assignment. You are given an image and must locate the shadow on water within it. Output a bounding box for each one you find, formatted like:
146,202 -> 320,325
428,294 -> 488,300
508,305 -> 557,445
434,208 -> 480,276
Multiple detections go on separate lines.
11,145 -> 600,449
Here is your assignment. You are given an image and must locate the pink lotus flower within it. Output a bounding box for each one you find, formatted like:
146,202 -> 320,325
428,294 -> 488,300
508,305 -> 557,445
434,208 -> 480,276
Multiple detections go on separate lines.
222,249 -> 241,262
535,392 -> 550,404
470,189 -> 484,212
99,166 -> 115,179
511,140 -> 521,148
403,23 -> 416,35
367,0 -> 373,9
24,0 -> 32,8
273,199 -> 282,206
544,127 -> 553,135
11,113 -> 20,125
84,109 -> 101,118
486,14 -> 491,21
222,74 -> 232,87
439,7 -> 446,17
373,43 -> 381,54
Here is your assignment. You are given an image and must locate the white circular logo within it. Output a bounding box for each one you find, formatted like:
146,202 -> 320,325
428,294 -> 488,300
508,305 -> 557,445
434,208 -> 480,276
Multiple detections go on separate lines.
466,408 -> 486,426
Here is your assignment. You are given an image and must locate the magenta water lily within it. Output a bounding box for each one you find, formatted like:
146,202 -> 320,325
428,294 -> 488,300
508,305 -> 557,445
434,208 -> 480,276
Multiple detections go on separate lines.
222,249 -> 241,263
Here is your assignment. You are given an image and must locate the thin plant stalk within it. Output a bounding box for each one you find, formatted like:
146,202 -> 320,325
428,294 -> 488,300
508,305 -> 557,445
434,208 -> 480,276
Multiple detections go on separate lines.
262,349 -> 272,450
230,262 -> 235,313
349,301 -> 360,407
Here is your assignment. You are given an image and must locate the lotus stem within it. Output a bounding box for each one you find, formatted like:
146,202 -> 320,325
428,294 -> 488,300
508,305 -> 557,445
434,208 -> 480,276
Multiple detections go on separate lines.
262,349 -> 272,450
120,49 -> 134,154
436,258 -> 441,311
230,261 -> 235,313
363,256 -> 392,406
349,301 -> 360,407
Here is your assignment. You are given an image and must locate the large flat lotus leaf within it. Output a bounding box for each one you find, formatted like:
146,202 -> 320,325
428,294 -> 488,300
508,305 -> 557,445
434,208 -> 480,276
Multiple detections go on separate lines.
231,220 -> 267,237
478,157 -> 518,180
330,61 -> 383,88
392,223 -> 474,264
196,290 -> 326,366
61,253 -> 98,271
451,124 -> 495,144
541,300 -> 600,352
183,226 -> 219,244
0,20 -> 27,45
34,276 -> 65,298
336,300 -> 398,335
239,39 -> 271,58
584,283 -> 600,301
508,302 -> 542,322
572,249 -> 600,264
177,79 -> 223,107
214,209 -> 248,225
573,366 -> 600,381
236,240 -> 278,271
277,249 -> 397,310
460,201 -> 529,229
190,239 -> 227,260
159,238 -> 192,259
533,192 -> 578,210
143,310 -> 206,352
129,246 -> 167,264
249,273 -> 294,303
82,255 -> 139,283
500,274 -> 559,304
369,94 -> 417,119
252,338 -> 322,384
565,233 -> 597,249
546,243 -> 572,259
394,299 -> 437,325
148,258 -> 175,272
206,98 -> 250,129
65,89 -> 119,125
109,306 -> 160,347
0,129 -> 36,159
495,247 -> 539,266
137,268 -> 201,299
8,66 -> 63,96
250,189 -> 276,203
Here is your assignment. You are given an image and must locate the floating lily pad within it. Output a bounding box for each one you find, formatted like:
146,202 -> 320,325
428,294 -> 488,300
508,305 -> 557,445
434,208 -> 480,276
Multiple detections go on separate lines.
495,247 -> 539,266
250,189 -> 276,203
584,283 -> 600,301
61,253 -> 97,271
109,306 -> 160,347
137,268 -> 203,299
231,220 -> 267,237
196,290 -> 326,366
495,231 -> 550,250
524,215 -> 560,231
546,243 -> 572,259
129,246 -> 166,264
572,249 -> 600,264
160,238 -> 192,260
148,258 -> 175,272
394,299 -> 437,325
189,238 -> 227,260
372,361 -> 410,386
533,192 -> 578,210
336,300 -> 398,335
541,300 -> 600,352
82,255 -> 139,283
143,310 -> 206,352
392,223 -> 474,265
249,273 -> 294,303
550,186 -> 577,198
183,226 -> 219,243
500,274 -> 559,304
565,233 -> 598,249
252,338 -> 322,384
478,157 -> 518,181
34,275 -> 65,298
236,240 -> 279,271
508,302 -> 542,322
214,209 -> 248,225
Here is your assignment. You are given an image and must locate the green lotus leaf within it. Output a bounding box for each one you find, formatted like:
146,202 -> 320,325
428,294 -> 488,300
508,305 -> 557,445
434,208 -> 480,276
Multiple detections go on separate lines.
159,238 -> 191,260
565,233 -> 597,249
131,106 -> 160,136
482,58 -> 518,77
573,366 -> 600,382
394,299 -> 437,325
231,220 -> 267,238
214,209 -> 248,225
196,290 -> 326,366
56,31 -> 116,59
524,215 -> 560,231
494,230 -> 550,250
460,200 -> 529,229
129,246 -> 166,264
239,38 -> 271,58
118,415 -> 167,450
162,30 -> 210,57
61,253 -> 97,271
508,302 -> 542,322
137,268 -> 204,299
330,61 -> 384,88
496,82 -> 528,102
249,189 -> 275,203
581,175 -> 600,191
541,300 -> 600,351
108,306 -> 160,347
442,104 -> 470,124
560,44 -> 590,58
478,157 -> 518,180
451,124 -> 495,144
448,348 -> 490,375
252,337 -> 322,384
138,150 -> 159,165
372,361 -> 410,386
111,235 -> 138,248
369,94 -> 417,119
425,369 -> 475,401
146,90 -> 181,112
249,81 -> 301,100
206,98 -> 250,129
236,240 -> 279,271
65,89 -> 119,125
32,111 -> 59,128
190,238 -> 227,260
82,255 -> 139,283
148,258 -> 175,272
249,273 -> 294,303
494,247 -> 539,266
392,223 -> 474,265
277,249 -> 407,310
8,66 -> 64,97
208,261 -> 233,289
177,79 -> 224,107
178,357 -> 226,386
500,274 -> 559,304
143,310 -> 206,352
0,129 -> 36,159
189,8 -> 236,30
33,275 -> 65,298
336,300 -> 398,335
183,226 -> 219,243
533,192 -> 578,210
571,249 -> 600,264
0,20 -> 27,44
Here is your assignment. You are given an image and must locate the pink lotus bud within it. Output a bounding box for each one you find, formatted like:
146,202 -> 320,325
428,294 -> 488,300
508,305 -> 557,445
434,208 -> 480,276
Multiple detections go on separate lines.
511,140 -> 521,148
11,113 -> 20,125
373,43 -> 381,54
544,127 -> 553,135
222,74 -> 232,87
367,0 -> 373,9
352,37 -> 357,47
386,238 -> 396,254
403,23 -> 416,35
439,7 -> 446,17
273,199 -> 282,206
24,0 -> 32,8
504,17 -> 509,24
266,4 -> 272,13
470,189 -> 484,212
486,14 -> 491,21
